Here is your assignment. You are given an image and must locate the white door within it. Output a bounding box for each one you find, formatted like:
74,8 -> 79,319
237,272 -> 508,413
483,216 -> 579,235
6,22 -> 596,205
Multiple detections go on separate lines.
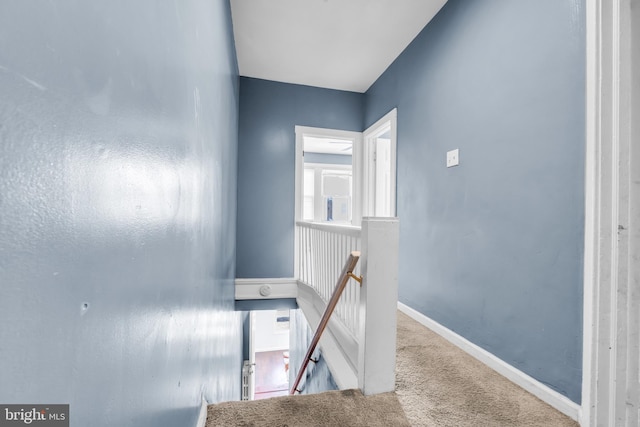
362,109 -> 397,217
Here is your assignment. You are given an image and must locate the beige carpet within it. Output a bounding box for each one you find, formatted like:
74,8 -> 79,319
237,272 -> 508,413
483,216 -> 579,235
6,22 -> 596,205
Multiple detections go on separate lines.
395,310 -> 578,427
206,389 -> 411,427
207,310 -> 579,426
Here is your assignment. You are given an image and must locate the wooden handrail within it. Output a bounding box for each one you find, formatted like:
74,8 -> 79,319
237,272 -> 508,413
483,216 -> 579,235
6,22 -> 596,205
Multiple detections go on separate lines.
290,251 -> 361,395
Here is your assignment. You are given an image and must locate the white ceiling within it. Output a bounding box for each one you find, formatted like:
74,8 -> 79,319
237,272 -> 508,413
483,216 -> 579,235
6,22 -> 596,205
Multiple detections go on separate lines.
230,0 -> 448,93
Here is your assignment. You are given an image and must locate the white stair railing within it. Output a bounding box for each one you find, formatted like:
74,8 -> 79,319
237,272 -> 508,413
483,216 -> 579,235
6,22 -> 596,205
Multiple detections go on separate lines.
294,217 -> 399,395
296,221 -> 362,337
291,251 -> 361,395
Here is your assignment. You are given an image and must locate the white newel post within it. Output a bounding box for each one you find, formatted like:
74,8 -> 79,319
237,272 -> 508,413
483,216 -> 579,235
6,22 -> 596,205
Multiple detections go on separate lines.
357,217 -> 400,395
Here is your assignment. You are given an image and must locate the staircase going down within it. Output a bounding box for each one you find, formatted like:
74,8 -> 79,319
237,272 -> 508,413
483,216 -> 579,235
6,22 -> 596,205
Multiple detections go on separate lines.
207,311 -> 579,427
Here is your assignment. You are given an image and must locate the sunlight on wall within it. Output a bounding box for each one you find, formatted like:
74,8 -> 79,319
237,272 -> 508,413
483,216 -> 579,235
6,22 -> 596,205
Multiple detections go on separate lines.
70,149 -> 201,231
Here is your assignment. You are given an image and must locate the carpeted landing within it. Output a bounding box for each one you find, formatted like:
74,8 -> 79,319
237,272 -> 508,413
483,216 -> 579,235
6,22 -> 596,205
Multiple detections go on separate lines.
206,310 -> 579,426
394,311 -> 578,427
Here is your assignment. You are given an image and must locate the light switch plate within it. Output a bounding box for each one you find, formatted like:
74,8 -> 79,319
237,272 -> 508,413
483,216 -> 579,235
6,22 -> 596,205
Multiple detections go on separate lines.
447,149 -> 459,167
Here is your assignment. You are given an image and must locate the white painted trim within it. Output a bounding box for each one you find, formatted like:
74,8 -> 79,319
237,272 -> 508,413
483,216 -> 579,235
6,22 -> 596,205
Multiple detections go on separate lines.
294,130 -> 304,278
295,220 -> 361,237
582,1 -> 639,426
294,125 -> 362,142
352,128 -> 363,227
234,278 -> 298,300
358,217 -> 399,395
195,396 -> 208,427
296,281 -> 358,390
398,302 -> 581,422
297,281 -> 359,371
580,0 -> 598,422
362,108 -> 397,217
249,312 -> 256,400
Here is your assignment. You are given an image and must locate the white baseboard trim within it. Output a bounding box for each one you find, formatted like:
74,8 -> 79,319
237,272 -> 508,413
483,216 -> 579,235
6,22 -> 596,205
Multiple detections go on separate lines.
397,302 -> 580,422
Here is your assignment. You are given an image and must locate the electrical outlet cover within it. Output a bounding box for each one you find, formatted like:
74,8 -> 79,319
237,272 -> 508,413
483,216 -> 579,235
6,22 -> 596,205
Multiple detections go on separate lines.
446,149 -> 459,167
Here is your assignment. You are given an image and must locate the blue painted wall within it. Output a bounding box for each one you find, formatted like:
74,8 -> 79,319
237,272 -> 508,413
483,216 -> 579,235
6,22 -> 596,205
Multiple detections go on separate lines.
0,1 -> 242,426
236,78 -> 363,278
365,0 -> 585,402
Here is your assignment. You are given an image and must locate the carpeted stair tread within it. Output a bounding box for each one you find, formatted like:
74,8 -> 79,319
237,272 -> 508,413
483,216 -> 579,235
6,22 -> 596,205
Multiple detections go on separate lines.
206,388 -> 411,427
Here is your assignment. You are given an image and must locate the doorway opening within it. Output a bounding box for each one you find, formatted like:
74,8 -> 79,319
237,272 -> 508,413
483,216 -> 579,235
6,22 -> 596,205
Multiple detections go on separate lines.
248,309 -> 291,400
295,126 -> 362,225
294,110 -> 397,228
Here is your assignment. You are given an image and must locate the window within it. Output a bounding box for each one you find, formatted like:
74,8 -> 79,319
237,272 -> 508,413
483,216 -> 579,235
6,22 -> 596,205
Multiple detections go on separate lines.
303,164 -> 352,223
